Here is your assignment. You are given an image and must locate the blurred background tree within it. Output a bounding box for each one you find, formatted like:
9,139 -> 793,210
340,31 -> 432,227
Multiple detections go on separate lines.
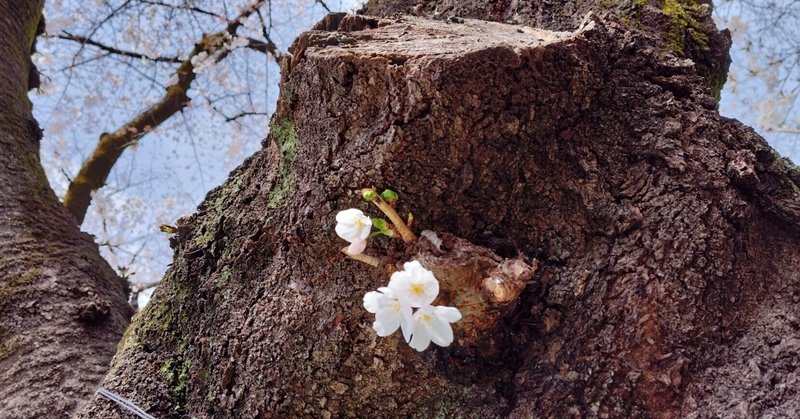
715,0 -> 799,154
29,0 -> 799,306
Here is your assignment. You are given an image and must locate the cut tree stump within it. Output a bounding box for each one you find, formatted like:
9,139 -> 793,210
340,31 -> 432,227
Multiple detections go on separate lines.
80,12 -> 800,419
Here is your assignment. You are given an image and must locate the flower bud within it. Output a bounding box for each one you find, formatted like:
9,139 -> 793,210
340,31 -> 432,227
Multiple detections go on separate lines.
380,189 -> 399,203
362,189 -> 377,201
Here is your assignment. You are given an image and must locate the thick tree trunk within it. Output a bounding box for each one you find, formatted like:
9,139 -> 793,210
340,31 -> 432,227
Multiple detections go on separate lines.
81,1 -> 800,418
0,1 -> 132,417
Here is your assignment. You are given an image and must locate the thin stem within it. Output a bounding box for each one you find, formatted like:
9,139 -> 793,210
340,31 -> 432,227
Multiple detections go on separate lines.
363,188 -> 417,243
341,247 -> 380,267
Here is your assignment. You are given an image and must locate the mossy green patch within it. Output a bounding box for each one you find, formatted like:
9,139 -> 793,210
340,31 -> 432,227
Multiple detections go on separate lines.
267,120 -> 299,209
160,355 -> 192,413
661,0 -> 709,56
216,267 -> 232,288
194,229 -> 216,248
0,267 -> 40,310
0,337 -> 20,362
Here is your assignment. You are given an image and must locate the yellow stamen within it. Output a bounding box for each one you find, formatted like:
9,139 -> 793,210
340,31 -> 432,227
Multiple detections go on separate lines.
410,283 -> 425,296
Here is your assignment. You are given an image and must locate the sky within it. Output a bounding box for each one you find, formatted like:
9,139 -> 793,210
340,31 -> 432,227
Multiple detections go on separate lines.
28,1 -> 799,306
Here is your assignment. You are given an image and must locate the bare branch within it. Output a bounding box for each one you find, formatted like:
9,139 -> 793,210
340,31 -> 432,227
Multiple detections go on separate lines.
63,0 -> 271,224
137,0 -> 223,19
52,32 -> 183,63
316,0 -> 332,12
244,37 -> 286,61
222,110 -> 270,122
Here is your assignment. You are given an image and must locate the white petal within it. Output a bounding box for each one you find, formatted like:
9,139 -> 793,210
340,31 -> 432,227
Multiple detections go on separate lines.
419,276 -> 439,307
354,216 -> 372,241
399,303 -> 414,342
377,287 -> 396,299
435,306 -> 462,323
347,240 -> 367,255
408,322 -> 431,352
336,208 -> 363,223
428,317 -> 454,347
387,270 -> 412,294
363,291 -> 385,313
374,309 -> 401,336
335,223 -> 360,242
403,260 -> 424,273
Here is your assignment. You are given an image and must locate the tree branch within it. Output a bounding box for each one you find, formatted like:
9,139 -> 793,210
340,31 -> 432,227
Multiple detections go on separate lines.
244,37 -> 286,61
52,32 -> 183,63
63,0 -> 271,224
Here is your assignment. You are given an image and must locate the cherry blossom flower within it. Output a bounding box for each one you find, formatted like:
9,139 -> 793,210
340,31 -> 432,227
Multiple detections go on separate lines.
408,306 -> 462,352
388,260 -> 439,308
363,287 -> 413,342
335,208 -> 372,244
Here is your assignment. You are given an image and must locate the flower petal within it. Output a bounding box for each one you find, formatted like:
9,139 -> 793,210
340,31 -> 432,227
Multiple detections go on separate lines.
363,291 -> 385,313
399,303 -> 414,342
428,316 -> 454,347
347,240 -> 367,255
377,287 -> 395,299
374,309 -> 401,336
434,306 -> 462,323
335,223 -> 360,242
336,208 -> 363,223
408,322 -> 431,352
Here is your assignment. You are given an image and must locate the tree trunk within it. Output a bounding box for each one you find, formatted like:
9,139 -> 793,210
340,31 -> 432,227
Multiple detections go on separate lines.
81,1 -> 800,418
0,1 -> 132,417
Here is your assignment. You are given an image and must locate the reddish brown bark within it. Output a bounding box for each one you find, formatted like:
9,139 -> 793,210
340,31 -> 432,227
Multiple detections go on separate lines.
0,1 -> 132,417
81,2 -> 800,418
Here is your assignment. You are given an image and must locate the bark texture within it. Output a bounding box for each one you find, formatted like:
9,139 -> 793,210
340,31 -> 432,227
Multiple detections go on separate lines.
0,1 -> 132,417
82,2 -> 800,418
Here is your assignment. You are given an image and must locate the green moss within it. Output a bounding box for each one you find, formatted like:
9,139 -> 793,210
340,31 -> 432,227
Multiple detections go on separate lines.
0,267 -> 40,310
116,317 -> 140,352
160,356 -> 192,413
267,120 -> 299,209
661,0 -> 709,56
216,267 -> 232,288
281,82 -> 296,106
194,229 -> 215,248
0,337 -> 20,362
268,171 -> 296,209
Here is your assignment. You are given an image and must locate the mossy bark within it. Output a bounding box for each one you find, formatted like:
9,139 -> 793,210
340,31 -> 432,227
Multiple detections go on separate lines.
0,1 -> 133,417
82,1 -> 799,418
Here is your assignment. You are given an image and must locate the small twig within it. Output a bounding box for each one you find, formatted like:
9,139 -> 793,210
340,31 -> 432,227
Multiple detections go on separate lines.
341,247 -> 380,267
363,188 -> 417,243
52,32 -> 183,63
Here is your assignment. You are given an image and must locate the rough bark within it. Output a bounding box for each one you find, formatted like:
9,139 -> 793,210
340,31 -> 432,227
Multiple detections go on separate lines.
81,2 -> 800,418
0,1 -> 133,417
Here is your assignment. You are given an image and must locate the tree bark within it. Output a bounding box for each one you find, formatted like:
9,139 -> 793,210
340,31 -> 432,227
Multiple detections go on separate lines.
0,1 -> 133,417
81,1 -> 800,418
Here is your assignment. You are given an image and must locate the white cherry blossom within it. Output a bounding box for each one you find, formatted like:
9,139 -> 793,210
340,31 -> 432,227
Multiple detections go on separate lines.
363,287 -> 413,342
388,260 -> 439,308
335,208 -> 372,244
408,306 -> 462,352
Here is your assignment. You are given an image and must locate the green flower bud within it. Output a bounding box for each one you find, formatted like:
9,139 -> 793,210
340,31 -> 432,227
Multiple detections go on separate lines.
362,189 -> 377,201
371,218 -> 388,231
380,189 -> 399,203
